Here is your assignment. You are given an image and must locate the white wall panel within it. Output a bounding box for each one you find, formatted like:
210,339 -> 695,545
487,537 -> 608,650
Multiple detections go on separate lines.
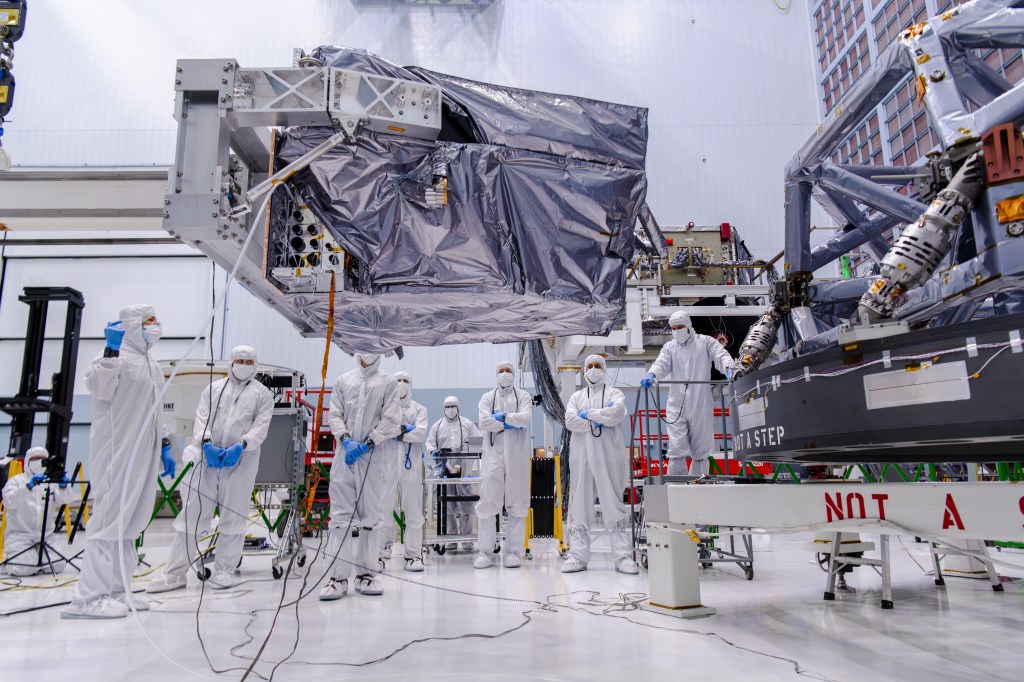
0,338 -> 201,396
0,256 -> 212,337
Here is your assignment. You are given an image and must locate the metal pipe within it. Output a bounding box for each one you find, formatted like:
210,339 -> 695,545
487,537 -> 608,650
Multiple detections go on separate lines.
236,130 -> 349,214
857,154 -> 984,324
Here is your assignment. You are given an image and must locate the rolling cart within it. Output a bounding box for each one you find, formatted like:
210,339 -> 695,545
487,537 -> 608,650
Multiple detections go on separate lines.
628,380 -> 755,579
424,450 -> 497,555
251,405 -> 310,579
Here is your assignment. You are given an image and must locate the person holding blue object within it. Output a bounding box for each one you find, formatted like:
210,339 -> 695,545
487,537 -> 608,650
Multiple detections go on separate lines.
64,305 -> 171,619
378,371 -> 428,571
562,355 -> 638,574
475,361 -> 533,569
147,345 -> 273,594
1,448 -> 76,577
320,353 -> 401,601
426,396 -> 483,553
642,311 -> 738,477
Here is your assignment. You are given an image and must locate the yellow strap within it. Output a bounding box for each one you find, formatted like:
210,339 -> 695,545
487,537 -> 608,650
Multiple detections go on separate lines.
303,271 -> 336,524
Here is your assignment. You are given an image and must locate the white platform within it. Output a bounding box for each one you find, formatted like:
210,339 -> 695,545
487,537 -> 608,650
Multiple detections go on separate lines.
1,519 -> 1022,682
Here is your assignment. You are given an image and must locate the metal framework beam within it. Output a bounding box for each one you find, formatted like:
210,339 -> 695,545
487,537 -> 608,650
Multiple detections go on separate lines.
783,0 -> 1024,274
0,168 -> 169,231
645,482 -> 1024,542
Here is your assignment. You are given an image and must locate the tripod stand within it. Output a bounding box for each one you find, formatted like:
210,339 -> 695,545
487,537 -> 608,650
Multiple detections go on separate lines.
1,477 -> 87,579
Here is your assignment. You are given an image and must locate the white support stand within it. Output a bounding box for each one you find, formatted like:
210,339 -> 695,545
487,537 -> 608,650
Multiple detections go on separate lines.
930,539 -> 1004,592
822,532 -> 894,609
641,482 -> 1020,618
640,522 -> 716,619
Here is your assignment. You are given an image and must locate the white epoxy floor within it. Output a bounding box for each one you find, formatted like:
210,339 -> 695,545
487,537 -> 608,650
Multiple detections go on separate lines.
1,520 -> 1022,682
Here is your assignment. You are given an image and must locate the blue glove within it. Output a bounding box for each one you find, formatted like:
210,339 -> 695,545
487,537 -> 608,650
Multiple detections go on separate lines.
222,442 -> 244,467
491,412 -> 506,423
607,401 -> 615,408
58,474 -> 71,489
203,442 -> 225,468
395,422 -> 416,441
726,368 -> 734,381
430,450 -> 441,458
342,438 -> 369,466
104,321 -> 124,351
579,409 -> 590,420
160,444 -> 176,479
593,422 -> 604,428
27,473 -> 47,490
640,372 -> 656,388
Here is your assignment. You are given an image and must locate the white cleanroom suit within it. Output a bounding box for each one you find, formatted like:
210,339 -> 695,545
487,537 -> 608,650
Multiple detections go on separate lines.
147,345 -> 274,592
379,371 -> 429,569
475,361 -> 533,569
647,312 -> 737,476
65,304 -> 167,619
1,449 -> 77,576
426,397 -> 482,552
563,355 -> 637,574
321,354 -> 401,599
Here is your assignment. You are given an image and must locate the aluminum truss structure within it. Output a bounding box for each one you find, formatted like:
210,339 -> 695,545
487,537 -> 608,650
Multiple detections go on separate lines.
162,58 -> 443,341
730,0 -> 1024,463
786,0 -> 1024,283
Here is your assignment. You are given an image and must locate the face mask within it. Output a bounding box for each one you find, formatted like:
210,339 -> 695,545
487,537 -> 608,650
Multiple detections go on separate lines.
356,353 -> 380,368
585,368 -> 605,385
142,322 -> 163,345
497,372 -> 514,388
444,406 -> 458,420
397,383 -> 410,399
672,327 -> 693,344
232,363 -> 256,382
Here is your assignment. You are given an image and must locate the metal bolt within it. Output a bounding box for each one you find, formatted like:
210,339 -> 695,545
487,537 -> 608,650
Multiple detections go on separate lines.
424,115 -> 429,120
930,69 -> 945,82
176,66 -> 182,73
164,199 -> 170,205
212,212 -> 219,218
223,64 -> 230,72
399,110 -> 404,115
163,211 -> 170,218
1007,221 -> 1024,237
175,79 -> 181,85
347,121 -> 354,127
221,78 -> 228,84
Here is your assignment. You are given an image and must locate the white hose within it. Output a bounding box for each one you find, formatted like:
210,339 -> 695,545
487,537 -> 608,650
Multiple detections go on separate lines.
114,190 -> 277,681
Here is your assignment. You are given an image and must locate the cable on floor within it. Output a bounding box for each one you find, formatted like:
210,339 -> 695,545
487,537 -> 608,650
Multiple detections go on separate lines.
545,590 -> 840,682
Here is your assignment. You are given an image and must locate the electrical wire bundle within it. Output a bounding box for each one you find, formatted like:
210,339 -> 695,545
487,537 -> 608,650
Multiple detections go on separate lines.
527,339 -> 571,512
